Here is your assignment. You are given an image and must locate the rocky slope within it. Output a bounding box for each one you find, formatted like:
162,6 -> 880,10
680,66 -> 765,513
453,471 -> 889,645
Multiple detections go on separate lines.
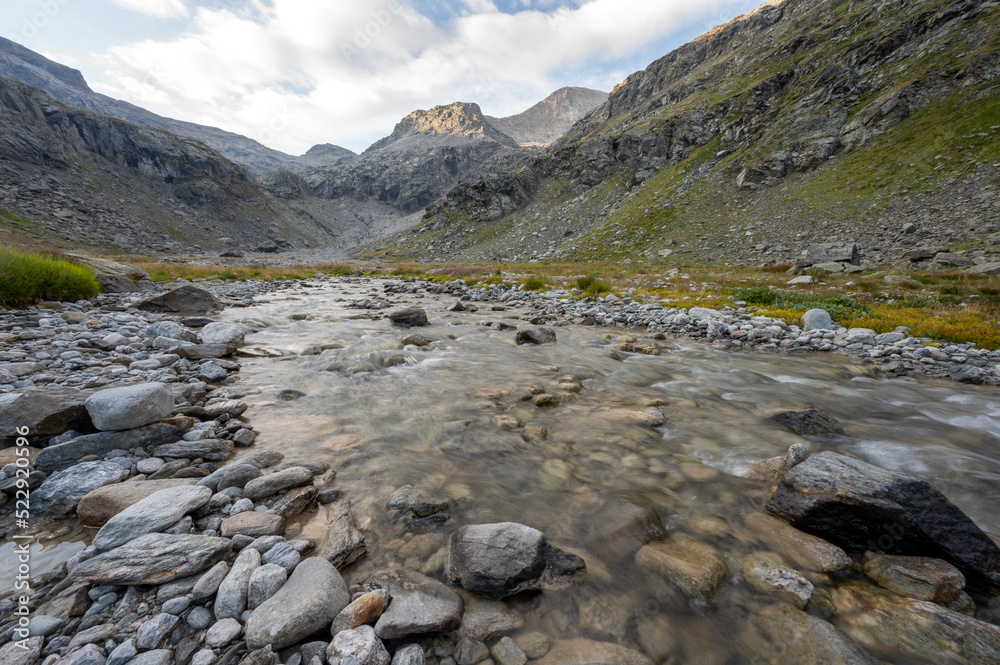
485,86 -> 608,146
381,0 -> 1000,266
0,37 -> 355,175
270,102 -> 529,215
0,76 -> 344,253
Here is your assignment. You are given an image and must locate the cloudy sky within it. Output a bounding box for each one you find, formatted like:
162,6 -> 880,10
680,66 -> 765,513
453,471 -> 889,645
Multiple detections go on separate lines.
1,0 -> 766,154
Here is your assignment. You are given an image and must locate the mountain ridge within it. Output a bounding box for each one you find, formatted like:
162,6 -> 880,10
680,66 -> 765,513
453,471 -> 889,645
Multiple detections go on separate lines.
485,86 -> 609,146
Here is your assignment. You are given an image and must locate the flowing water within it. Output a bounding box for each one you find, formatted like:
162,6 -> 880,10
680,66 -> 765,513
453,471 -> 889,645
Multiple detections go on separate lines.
5,277 -> 1000,663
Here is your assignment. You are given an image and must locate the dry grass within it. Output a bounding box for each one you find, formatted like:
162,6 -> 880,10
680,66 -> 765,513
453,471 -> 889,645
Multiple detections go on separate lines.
129,261 -> 357,283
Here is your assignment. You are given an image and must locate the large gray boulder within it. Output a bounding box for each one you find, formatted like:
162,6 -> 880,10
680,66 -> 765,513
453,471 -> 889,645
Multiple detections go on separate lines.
35,417 -> 194,473
94,485 -> 213,551
448,522 -> 584,598
34,461 -> 129,515
244,557 -> 351,650
85,383 -> 175,431
0,386 -> 94,439
800,308 -> 833,332
73,534 -> 232,585
137,285 -> 222,313
200,322 -> 246,347
388,308 -> 429,327
766,451 -> 1000,592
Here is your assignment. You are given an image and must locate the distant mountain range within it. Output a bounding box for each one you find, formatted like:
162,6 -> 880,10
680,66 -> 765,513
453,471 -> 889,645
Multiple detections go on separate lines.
0,35 -> 608,254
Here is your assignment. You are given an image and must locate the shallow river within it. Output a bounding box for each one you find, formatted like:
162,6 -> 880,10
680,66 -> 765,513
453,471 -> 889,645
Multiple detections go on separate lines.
7,278 -> 1000,663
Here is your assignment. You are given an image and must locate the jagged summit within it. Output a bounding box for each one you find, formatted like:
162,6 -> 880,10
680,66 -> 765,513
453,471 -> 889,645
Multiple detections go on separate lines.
486,86 -> 608,146
366,102 -> 519,153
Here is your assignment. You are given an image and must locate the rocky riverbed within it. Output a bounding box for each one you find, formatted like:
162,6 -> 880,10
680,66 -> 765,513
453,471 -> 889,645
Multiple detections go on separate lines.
2,274 -> 1000,665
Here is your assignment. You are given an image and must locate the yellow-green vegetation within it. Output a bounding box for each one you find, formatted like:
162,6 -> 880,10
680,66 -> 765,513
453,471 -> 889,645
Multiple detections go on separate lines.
129,261 -> 356,283
0,248 -> 100,307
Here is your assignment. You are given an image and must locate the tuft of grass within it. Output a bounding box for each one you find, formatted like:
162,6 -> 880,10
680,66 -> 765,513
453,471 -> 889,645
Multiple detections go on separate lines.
522,276 -> 552,291
733,287 -> 869,320
575,275 -> 612,295
0,248 -> 100,307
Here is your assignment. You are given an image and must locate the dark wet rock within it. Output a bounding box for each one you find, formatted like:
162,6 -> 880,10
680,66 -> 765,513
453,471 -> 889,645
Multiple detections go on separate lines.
742,555 -> 813,609
270,485 -> 318,521
389,308 -> 429,327
388,485 -> 452,520
769,407 -> 844,435
35,417 -> 194,473
366,569 -> 463,639
317,499 -> 367,569
863,553 -> 966,603
34,461 -> 128,515
833,581 -> 1000,665
137,285 -> 222,313
327,625 -> 390,665
766,451 -> 1000,592
0,386 -> 94,439
449,522 -> 584,598
73,534 -> 232,585
635,534 -> 726,600
515,327 -> 556,345
743,512 -> 851,573
245,557 -> 351,650
84,383 -> 175,432
94,485 -> 212,551
580,500 -> 664,561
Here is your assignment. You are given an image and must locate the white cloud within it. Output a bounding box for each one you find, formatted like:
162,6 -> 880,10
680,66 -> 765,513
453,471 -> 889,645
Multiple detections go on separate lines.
91,0 -> 759,154
110,0 -> 189,19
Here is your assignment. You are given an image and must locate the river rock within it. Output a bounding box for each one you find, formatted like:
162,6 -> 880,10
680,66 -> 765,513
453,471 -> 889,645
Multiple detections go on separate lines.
0,636 -> 43,665
742,555 -> 813,609
0,386 -> 94,438
389,307 -> 429,327
743,512 -> 851,573
243,466 -> 313,501
248,563 -> 287,609
152,439 -> 234,461
271,485 -> 318,521
367,569 -> 463,639
331,589 -> 388,633
515,327 -> 556,345
327,625 -> 390,665
60,644 -> 106,665
192,560 -> 229,599
85,383 -> 176,431
635,534 -> 726,600
533,640 -> 652,665
206,618 -> 243,648
77,479 -> 198,526
245,557 -> 351,650
766,451 -> 1000,591
199,463 -> 262,492
514,633 -> 551,660
262,541 -> 301,573
216,547 -> 261,620
491,637 -> 526,665
34,461 -> 129,515
863,553 -> 965,602
107,639 -> 136,665
318,499 -> 368,569
832,581 -> 1000,665
35,417 -> 194,473
127,650 -> 173,665
448,523 -> 547,598
221,511 -> 287,538
456,638 -> 490,665
201,322 -> 246,347
136,613 -> 179,649
73,533 -> 232,585
137,285 -> 222,313
456,593 -> 524,640
94,485 -> 212,551
769,407 -> 844,435
737,603 -> 878,665
391,644 -> 425,665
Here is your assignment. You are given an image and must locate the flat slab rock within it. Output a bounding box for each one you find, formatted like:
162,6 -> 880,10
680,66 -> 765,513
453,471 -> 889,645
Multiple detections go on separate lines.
137,285 -> 222,313
35,417 -> 194,473
77,479 -> 198,527
766,451 -> 1000,592
72,533 -> 232,585
94,485 -> 213,551
366,569 -> 463,639
0,386 -> 94,438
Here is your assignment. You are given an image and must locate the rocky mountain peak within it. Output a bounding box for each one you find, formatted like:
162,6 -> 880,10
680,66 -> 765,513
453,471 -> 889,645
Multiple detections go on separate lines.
0,36 -> 90,92
368,102 -> 518,153
486,86 -> 608,146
